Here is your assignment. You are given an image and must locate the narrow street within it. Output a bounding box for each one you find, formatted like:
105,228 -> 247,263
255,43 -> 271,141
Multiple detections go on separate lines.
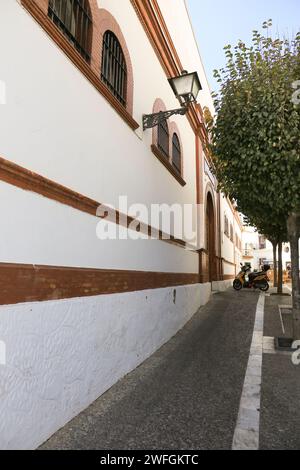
40,290 -> 260,450
2,0 -> 299,455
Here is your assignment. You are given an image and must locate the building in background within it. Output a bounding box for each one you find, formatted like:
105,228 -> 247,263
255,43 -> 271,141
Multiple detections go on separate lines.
220,197 -> 243,282
242,225 -> 300,280
0,0 -> 241,448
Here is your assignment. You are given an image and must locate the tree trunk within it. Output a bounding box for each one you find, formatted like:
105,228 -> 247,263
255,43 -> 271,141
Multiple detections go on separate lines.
287,213 -> 300,340
272,240 -> 278,287
277,241 -> 283,295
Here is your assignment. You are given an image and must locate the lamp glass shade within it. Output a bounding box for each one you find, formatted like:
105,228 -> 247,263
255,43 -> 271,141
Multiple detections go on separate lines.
192,74 -> 202,100
168,71 -> 202,105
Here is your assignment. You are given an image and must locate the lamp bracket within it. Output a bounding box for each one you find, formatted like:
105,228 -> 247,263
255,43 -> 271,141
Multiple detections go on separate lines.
143,107 -> 187,131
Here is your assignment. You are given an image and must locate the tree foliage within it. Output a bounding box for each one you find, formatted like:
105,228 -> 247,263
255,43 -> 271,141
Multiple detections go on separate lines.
211,21 -> 300,231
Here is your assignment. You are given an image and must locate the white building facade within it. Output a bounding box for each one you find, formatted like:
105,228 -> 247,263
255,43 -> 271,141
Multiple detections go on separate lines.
0,0 -> 241,448
242,225 -> 299,272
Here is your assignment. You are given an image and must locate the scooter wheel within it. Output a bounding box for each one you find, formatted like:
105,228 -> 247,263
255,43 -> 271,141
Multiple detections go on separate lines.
233,279 -> 243,291
259,281 -> 269,292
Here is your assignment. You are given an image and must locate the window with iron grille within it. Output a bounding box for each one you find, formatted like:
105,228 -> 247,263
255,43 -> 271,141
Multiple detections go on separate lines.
157,119 -> 169,157
172,133 -> 181,173
101,31 -> 127,107
224,214 -> 229,237
259,235 -> 266,250
48,0 -> 92,63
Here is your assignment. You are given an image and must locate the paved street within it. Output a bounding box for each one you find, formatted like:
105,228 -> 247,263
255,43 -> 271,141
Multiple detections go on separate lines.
40,288 -> 300,450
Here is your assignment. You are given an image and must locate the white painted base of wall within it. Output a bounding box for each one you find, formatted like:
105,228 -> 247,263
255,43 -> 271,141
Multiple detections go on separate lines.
212,279 -> 234,292
0,282 -> 215,450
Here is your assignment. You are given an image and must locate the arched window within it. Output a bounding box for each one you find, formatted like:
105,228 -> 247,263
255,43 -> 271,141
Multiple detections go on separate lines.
48,0 -> 92,63
157,119 -> 169,157
172,133 -> 181,173
101,31 -> 127,107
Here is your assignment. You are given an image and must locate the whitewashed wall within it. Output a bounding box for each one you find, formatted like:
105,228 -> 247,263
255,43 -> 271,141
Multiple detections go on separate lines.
0,0 -> 203,270
0,0 -> 231,450
220,196 -> 242,276
0,0 -> 197,232
0,181 -> 199,273
0,282 -> 211,450
157,0 -> 215,114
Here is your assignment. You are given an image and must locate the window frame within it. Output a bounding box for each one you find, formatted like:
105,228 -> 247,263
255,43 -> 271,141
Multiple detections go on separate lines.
259,235 -> 267,250
150,99 -> 186,186
172,132 -> 182,174
101,30 -> 128,107
20,0 -> 138,130
48,0 -> 92,63
157,118 -> 170,158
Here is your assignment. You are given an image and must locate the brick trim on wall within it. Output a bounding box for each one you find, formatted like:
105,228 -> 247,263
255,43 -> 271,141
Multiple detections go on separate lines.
0,155 -> 187,249
204,183 -> 217,252
98,8 -> 134,116
0,262 -> 199,306
151,145 -> 186,187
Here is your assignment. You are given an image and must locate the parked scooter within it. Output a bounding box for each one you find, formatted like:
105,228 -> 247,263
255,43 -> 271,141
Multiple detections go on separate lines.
233,263 -> 270,292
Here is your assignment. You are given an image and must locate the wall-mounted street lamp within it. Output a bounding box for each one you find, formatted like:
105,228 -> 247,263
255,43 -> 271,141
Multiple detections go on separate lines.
143,71 -> 202,130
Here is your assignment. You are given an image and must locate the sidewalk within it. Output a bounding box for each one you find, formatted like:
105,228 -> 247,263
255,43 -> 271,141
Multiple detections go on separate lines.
39,288 -> 300,450
260,289 -> 300,450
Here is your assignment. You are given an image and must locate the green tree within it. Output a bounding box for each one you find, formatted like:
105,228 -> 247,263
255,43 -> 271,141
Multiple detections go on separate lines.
243,214 -> 288,293
211,21 -> 300,338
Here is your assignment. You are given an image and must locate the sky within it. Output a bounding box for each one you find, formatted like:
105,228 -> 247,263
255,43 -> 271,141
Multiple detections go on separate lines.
187,0 -> 300,92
